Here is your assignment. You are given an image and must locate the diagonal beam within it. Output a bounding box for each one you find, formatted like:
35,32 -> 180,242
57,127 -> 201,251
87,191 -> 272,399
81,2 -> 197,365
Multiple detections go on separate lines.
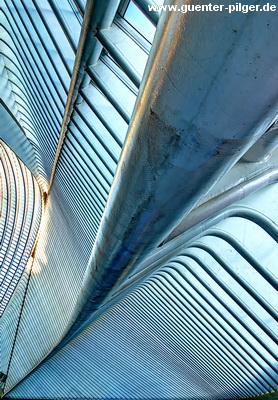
64,0 -> 278,339
48,0 -> 120,192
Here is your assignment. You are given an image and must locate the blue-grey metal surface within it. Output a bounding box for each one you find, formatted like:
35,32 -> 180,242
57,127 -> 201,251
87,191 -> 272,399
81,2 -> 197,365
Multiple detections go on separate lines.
0,102 -> 39,179
0,141 -> 42,317
0,0 -> 277,398
241,123 -> 278,163
0,140 -> 42,391
0,0 -> 155,393
62,0 -> 278,346
5,183 -> 278,399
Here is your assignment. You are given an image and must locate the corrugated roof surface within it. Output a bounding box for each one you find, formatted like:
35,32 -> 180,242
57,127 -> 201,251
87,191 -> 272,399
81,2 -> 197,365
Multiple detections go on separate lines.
0,1 -> 277,398
6,183 -> 278,399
